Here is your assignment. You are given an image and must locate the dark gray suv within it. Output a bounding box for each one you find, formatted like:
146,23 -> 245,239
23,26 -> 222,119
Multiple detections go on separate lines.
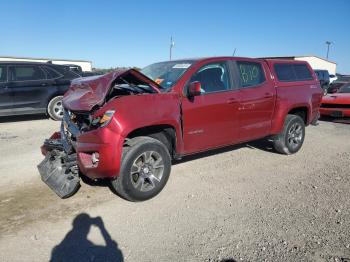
0,62 -> 80,120
314,69 -> 330,94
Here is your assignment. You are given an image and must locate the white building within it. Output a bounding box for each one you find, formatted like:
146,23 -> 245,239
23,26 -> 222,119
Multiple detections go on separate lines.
0,56 -> 92,72
261,55 -> 337,75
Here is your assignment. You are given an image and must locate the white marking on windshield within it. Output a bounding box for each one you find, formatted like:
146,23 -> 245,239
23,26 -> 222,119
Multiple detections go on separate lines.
172,63 -> 191,69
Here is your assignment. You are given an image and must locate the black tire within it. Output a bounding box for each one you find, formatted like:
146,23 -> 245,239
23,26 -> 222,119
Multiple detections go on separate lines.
47,96 -> 64,121
273,114 -> 305,155
111,136 -> 171,201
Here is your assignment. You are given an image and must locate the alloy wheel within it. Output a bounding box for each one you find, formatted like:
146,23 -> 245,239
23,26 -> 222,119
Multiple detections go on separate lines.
130,151 -> 165,192
287,122 -> 303,150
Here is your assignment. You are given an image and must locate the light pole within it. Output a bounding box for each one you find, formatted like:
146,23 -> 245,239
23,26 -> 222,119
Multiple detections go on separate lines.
170,36 -> 175,61
325,41 -> 333,59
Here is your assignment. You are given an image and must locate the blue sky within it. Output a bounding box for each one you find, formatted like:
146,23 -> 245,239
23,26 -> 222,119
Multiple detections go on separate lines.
1,0 -> 349,73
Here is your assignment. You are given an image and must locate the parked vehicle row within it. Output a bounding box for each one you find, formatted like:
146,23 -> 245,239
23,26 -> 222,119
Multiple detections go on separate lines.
0,62 -> 82,120
38,56 -> 323,201
320,83 -> 350,117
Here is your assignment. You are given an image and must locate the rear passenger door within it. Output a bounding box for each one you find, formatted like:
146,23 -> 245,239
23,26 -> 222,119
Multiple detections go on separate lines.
8,65 -> 49,113
235,60 -> 275,141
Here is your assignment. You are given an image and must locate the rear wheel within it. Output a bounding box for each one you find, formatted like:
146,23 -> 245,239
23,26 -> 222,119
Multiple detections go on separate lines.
273,114 -> 305,155
48,96 -> 64,121
111,137 -> 171,201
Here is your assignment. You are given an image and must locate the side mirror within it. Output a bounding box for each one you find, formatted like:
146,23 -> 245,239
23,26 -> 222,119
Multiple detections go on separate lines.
188,81 -> 201,97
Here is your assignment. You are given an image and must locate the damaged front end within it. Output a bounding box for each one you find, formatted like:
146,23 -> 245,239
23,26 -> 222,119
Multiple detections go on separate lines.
38,103 -> 95,198
38,69 -> 164,199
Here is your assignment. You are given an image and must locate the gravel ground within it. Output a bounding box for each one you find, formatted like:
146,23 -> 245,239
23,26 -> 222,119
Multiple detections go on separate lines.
0,116 -> 349,262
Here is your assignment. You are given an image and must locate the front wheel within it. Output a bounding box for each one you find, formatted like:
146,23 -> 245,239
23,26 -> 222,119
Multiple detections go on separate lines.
273,114 -> 305,155
47,96 -> 64,121
111,137 -> 171,201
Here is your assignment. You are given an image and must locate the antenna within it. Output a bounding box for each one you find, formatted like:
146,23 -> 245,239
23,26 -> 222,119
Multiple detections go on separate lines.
233,48 -> 237,56
170,36 -> 175,61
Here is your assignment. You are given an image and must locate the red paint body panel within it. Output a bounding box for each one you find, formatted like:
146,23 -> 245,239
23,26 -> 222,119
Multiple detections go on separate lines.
236,61 -> 276,141
320,93 -> 350,117
264,59 -> 322,133
75,93 -> 181,179
43,56 -> 322,180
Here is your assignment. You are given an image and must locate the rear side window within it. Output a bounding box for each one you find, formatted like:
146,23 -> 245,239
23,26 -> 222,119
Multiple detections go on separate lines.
294,64 -> 313,81
237,61 -> 265,88
274,63 -> 313,82
0,66 -> 6,82
54,66 -> 81,80
42,66 -> 62,79
10,66 -> 45,81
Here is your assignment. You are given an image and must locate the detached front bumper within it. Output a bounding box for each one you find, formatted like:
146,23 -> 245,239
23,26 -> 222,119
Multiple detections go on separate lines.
38,137 -> 80,198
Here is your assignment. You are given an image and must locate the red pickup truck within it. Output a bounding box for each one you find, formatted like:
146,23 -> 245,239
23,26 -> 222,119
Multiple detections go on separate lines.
38,57 -> 322,201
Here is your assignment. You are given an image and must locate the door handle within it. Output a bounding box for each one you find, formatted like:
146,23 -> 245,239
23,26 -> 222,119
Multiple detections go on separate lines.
264,93 -> 273,98
41,83 -> 48,86
227,98 -> 237,104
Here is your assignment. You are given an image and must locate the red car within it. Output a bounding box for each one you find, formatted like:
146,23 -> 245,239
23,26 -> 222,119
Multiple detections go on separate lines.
38,57 -> 322,201
320,83 -> 350,117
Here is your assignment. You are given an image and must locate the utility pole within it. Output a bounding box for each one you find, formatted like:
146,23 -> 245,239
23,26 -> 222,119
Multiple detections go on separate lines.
325,41 -> 333,59
232,48 -> 237,56
170,36 -> 175,61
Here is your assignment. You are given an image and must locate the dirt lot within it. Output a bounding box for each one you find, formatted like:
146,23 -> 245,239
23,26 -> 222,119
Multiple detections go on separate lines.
0,116 -> 349,262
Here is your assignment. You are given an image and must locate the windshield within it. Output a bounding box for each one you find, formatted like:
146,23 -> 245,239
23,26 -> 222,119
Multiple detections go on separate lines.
141,60 -> 194,89
338,84 -> 350,93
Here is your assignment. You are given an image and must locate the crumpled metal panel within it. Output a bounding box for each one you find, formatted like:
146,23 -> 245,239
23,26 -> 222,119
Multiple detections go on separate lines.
63,69 -> 161,112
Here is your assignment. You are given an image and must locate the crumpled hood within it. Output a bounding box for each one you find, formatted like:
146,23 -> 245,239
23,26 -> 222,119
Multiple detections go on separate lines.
63,69 -> 161,112
322,93 -> 350,104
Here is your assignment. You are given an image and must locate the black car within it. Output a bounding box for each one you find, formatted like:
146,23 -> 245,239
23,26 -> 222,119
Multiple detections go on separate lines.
314,69 -> 330,94
328,80 -> 350,94
0,62 -> 80,120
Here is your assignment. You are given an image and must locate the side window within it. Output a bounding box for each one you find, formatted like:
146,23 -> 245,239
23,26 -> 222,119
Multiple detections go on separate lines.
324,71 -> 329,78
237,61 -> 265,88
42,66 -> 63,79
0,66 -> 7,82
294,64 -> 313,81
274,64 -> 296,81
274,63 -> 313,82
10,66 -> 45,81
190,62 -> 230,93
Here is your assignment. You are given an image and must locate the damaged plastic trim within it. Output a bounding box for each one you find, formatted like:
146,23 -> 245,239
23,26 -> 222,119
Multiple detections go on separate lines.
37,138 -> 80,199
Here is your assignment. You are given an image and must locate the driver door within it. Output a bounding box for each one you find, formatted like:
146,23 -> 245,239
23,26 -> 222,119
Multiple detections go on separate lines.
181,61 -> 240,154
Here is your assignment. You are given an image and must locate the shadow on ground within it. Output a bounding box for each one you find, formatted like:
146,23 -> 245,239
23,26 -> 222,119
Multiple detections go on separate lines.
0,114 -> 49,123
50,213 -> 123,262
